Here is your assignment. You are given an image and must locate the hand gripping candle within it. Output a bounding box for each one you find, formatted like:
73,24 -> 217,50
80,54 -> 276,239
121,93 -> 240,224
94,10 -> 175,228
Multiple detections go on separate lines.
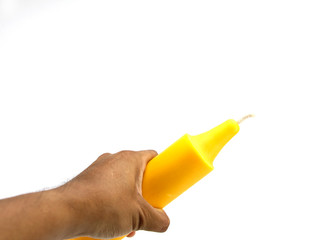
69,116 -> 253,240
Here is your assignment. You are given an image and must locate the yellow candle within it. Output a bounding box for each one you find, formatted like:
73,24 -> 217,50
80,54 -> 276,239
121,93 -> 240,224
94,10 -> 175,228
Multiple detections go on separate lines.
69,119 -> 240,240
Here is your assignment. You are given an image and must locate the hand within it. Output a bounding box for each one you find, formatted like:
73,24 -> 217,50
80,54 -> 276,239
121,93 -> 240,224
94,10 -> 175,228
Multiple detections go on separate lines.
57,150 -> 170,239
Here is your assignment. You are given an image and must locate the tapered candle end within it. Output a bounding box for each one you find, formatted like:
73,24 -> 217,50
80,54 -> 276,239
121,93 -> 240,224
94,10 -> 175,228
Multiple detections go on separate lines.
190,119 -> 239,165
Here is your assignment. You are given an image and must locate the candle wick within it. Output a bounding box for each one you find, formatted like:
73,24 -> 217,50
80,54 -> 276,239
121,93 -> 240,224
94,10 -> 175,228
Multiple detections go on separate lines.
237,114 -> 255,124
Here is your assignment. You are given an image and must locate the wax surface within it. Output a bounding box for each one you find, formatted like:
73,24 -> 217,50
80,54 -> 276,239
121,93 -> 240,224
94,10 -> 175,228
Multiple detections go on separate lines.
68,119 -> 239,240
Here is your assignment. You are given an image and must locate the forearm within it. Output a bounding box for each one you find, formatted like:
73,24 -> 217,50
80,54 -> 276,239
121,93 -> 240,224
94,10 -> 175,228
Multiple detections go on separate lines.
0,189 -> 80,240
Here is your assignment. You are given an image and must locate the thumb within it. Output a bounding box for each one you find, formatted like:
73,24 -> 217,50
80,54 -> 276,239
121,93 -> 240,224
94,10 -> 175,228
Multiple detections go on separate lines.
139,201 -> 170,233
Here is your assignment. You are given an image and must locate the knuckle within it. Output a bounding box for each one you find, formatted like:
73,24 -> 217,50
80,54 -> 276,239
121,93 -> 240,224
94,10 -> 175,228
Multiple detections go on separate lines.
118,150 -> 134,156
139,150 -> 158,159
148,150 -> 158,156
98,152 -> 111,159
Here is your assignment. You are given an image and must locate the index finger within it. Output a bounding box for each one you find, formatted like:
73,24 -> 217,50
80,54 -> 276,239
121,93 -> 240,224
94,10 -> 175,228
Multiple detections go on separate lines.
137,150 -> 158,165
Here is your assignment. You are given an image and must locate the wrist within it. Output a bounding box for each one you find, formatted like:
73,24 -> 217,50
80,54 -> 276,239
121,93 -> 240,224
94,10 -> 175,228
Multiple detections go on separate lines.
48,187 -> 88,238
53,182 -> 124,239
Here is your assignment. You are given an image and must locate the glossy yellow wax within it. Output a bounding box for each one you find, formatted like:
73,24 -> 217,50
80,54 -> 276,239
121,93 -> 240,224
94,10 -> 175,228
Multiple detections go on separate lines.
69,119 -> 239,240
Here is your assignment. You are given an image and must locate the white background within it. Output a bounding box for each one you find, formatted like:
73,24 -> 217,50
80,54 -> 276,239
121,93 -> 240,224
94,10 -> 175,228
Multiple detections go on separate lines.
0,0 -> 319,239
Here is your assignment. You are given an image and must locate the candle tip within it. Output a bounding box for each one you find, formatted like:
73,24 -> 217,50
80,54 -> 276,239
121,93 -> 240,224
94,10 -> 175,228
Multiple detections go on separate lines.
237,114 -> 255,124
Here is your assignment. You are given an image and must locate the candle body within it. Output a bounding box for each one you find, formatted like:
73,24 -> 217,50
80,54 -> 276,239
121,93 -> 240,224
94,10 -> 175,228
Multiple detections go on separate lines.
142,134 -> 213,208
68,119 -> 239,240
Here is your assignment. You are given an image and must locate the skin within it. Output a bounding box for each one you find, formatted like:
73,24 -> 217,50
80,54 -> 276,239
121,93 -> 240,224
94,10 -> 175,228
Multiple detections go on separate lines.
0,150 -> 170,240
